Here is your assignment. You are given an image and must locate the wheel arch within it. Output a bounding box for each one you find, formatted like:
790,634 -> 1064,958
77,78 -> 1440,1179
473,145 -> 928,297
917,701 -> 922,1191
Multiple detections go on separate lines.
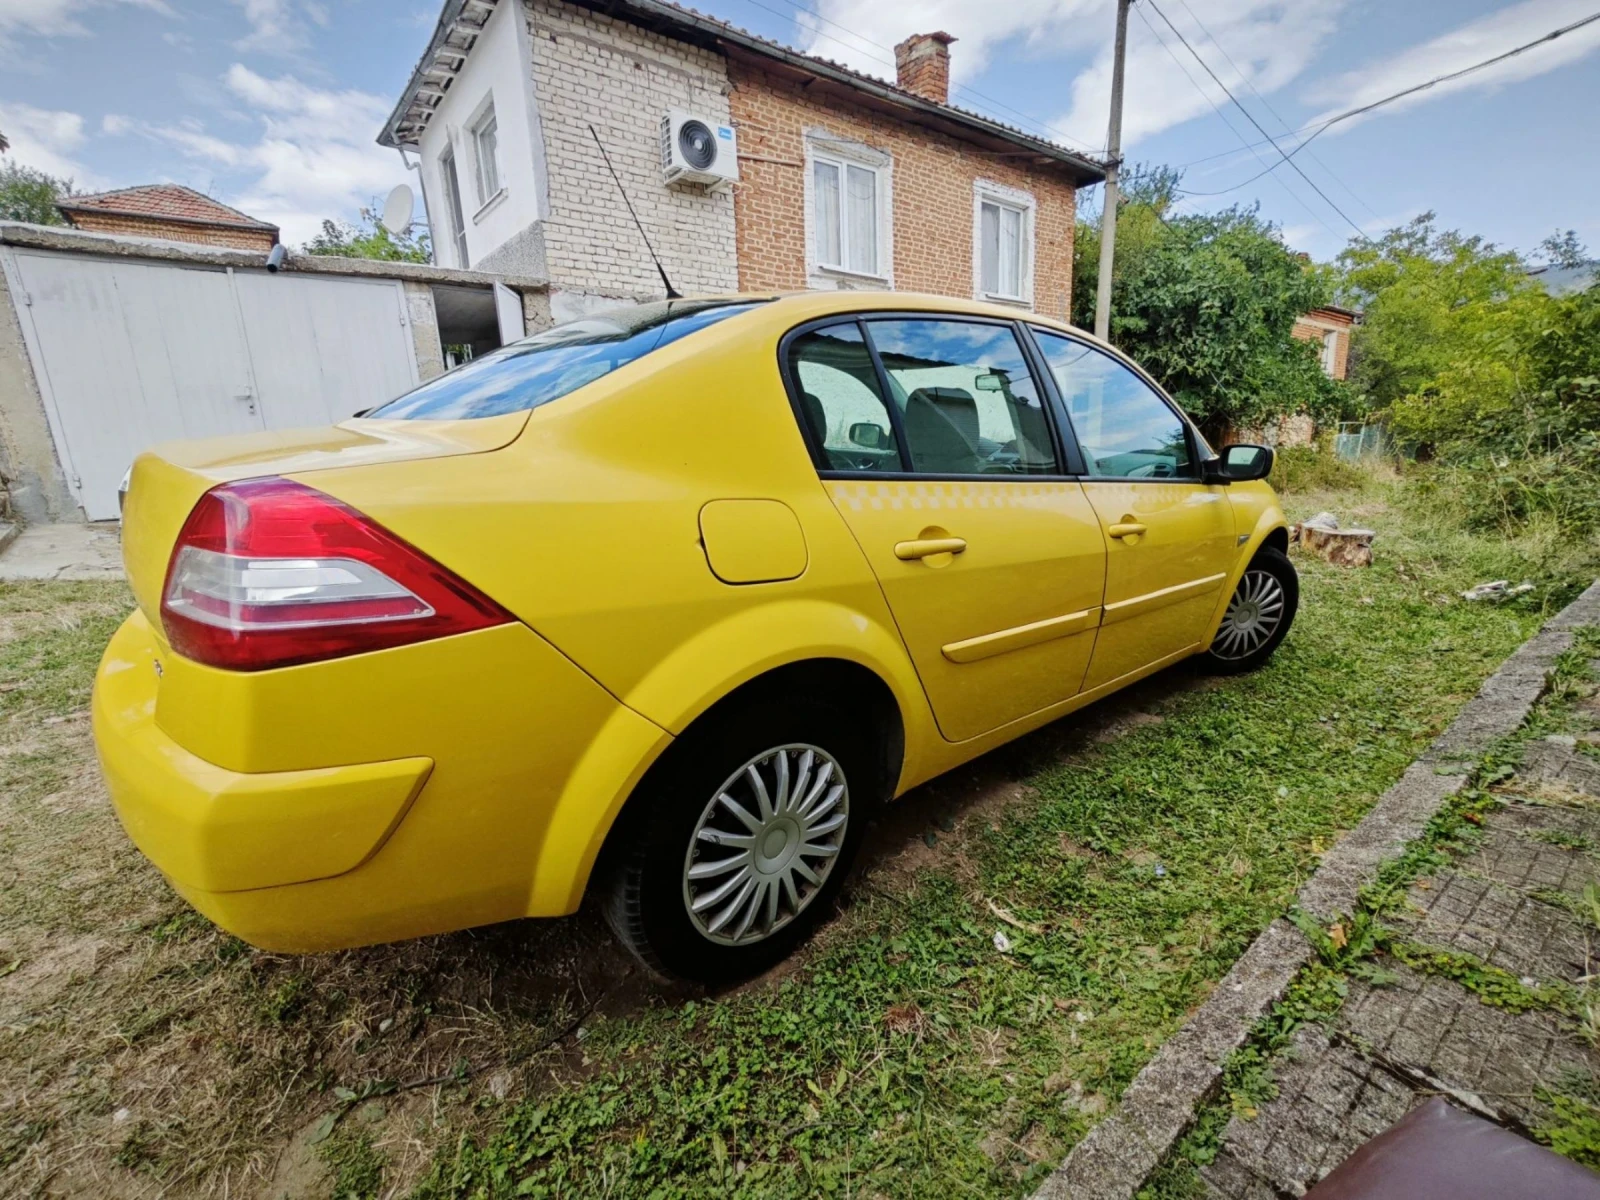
580,656 -> 906,912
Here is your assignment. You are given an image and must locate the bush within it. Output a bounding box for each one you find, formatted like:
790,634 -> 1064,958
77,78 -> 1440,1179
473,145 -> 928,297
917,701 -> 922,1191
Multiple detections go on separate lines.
1268,445 -> 1370,494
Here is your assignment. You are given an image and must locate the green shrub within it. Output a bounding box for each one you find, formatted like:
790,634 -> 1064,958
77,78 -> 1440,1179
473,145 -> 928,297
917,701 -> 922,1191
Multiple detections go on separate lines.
1267,445 -> 1369,494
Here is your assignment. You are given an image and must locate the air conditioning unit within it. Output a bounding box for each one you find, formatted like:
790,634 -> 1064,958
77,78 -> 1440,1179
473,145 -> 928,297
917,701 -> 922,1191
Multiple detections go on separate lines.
660,110 -> 739,189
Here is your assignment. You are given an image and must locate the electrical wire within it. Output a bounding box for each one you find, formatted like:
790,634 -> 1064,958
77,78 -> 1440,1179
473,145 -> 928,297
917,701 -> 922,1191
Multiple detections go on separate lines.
1177,7 -> 1600,188
1170,0 -> 1377,218
1143,0 -> 1365,237
1133,2 -> 1345,242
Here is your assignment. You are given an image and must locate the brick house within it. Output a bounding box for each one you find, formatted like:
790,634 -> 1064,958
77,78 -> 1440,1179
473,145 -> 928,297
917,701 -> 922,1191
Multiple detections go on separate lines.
57,184 -> 280,251
1291,305 -> 1357,382
379,0 -> 1105,323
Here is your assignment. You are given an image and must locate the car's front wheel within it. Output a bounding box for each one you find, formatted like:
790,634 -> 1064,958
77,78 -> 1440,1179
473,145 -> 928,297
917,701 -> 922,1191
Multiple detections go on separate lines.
1203,546 -> 1298,674
603,696 -> 875,983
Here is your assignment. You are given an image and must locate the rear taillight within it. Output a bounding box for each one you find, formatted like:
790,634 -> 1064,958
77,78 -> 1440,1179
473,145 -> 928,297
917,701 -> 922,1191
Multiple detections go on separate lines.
160,477 -> 513,671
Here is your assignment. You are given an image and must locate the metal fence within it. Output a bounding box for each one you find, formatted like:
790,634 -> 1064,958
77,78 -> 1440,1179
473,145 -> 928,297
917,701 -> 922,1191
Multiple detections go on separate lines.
1334,422 -> 1393,461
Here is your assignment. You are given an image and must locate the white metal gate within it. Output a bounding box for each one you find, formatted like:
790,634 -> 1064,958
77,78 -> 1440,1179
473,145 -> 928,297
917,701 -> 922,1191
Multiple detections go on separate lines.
2,250 -> 419,520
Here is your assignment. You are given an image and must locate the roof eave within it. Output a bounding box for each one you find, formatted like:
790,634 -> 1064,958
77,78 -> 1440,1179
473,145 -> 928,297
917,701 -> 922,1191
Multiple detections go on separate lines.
380,0 -> 1107,185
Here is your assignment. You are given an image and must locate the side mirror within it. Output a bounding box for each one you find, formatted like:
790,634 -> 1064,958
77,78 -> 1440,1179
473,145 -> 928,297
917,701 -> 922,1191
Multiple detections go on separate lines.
848,422 -> 890,450
1206,443 -> 1274,483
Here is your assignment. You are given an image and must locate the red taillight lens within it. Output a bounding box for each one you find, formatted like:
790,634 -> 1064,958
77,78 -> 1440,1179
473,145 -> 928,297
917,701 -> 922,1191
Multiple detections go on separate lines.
160,477 -> 513,671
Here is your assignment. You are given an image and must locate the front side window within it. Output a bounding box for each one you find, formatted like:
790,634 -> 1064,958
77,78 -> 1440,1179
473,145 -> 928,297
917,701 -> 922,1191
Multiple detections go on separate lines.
812,153 -> 881,277
1033,330 -> 1194,479
369,300 -> 763,421
1320,328 -> 1338,375
788,323 -> 902,472
473,105 -> 500,203
869,319 -> 1057,475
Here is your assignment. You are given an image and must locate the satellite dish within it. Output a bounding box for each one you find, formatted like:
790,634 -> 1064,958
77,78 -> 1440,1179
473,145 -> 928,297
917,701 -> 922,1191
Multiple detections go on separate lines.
381,184 -> 415,235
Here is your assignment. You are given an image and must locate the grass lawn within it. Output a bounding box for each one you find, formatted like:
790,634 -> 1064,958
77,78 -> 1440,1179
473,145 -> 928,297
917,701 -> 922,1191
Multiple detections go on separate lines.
1,475 -> 1595,1199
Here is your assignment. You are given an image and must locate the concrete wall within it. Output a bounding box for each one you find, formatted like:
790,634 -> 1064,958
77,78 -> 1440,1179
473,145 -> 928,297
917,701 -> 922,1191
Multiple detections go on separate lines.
419,0 -> 546,272
0,265 -> 77,522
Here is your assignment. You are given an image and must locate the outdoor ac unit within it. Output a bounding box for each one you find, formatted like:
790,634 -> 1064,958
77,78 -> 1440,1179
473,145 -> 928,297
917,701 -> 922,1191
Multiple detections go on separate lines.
660,110 -> 739,189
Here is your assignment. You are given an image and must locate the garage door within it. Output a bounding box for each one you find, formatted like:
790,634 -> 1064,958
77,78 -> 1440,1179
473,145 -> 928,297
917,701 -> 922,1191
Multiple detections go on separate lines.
4,250 -> 419,520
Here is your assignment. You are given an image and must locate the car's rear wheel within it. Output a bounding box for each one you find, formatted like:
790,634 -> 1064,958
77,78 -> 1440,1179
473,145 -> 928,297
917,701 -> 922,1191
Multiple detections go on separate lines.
603,696 -> 876,983
1203,546 -> 1298,674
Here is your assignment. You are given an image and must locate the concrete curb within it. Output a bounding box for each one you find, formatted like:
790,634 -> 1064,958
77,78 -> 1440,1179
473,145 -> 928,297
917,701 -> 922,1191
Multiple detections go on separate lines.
1033,579 -> 1600,1200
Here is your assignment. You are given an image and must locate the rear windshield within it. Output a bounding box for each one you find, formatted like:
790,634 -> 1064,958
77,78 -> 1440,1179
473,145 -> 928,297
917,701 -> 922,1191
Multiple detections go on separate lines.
368,299 -> 765,421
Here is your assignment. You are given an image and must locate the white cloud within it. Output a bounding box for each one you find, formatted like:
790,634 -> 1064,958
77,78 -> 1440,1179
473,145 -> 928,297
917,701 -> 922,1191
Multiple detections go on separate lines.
1305,0 -> 1600,133
1055,0 -> 1349,150
231,0 -> 320,53
103,65 -> 407,244
0,0 -> 172,43
797,0 -> 1350,152
0,100 -> 103,185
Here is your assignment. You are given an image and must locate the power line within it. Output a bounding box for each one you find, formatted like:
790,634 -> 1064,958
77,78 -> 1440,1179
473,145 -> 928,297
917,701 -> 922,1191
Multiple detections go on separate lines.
1133,2 -> 1345,242
728,0 -> 1105,155
1143,0 -> 1365,238
1170,0 -> 1377,218
1178,7 -> 1600,185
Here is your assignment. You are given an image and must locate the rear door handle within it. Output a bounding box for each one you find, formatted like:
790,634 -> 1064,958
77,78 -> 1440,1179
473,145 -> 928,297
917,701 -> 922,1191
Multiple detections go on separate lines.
894,536 -> 967,561
1108,522 -> 1147,542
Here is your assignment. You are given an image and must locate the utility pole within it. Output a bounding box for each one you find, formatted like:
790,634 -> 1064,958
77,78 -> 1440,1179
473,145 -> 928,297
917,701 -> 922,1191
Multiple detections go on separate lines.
1093,0 -> 1131,343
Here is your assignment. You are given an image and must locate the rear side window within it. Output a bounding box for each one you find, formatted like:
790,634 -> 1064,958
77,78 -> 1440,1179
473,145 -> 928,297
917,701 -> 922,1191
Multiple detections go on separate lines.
369,300 -> 763,421
787,323 -> 903,472
868,319 -> 1058,475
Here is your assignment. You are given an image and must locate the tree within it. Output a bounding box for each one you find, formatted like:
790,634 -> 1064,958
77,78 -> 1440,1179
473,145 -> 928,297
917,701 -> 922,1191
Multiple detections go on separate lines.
1536,229 -> 1591,269
1335,213 -> 1531,434
1073,166 -> 1343,440
0,161 -> 72,225
305,205 -> 430,263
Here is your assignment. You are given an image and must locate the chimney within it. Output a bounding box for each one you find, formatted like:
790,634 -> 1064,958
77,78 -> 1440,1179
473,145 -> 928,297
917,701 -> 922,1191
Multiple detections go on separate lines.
894,31 -> 956,104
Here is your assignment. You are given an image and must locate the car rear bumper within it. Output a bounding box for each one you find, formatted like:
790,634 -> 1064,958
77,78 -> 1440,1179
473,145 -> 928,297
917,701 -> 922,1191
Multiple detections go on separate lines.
92,609 -> 670,952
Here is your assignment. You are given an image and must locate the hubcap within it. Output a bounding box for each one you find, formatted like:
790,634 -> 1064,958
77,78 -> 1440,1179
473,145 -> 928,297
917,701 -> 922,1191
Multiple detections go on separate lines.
1213,569 -> 1285,660
682,744 -> 849,946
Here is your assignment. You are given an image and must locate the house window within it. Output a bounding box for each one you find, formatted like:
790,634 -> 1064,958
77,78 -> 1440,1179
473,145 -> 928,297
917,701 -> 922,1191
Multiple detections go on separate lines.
472,104 -> 500,205
1321,329 -> 1339,376
440,149 -> 469,268
973,182 -> 1035,305
806,135 -> 891,283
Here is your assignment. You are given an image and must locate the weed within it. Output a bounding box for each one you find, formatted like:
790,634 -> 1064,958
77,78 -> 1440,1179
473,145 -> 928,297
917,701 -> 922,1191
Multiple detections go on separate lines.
1383,940 -> 1577,1015
1535,1093 -> 1600,1169
320,1128 -> 388,1200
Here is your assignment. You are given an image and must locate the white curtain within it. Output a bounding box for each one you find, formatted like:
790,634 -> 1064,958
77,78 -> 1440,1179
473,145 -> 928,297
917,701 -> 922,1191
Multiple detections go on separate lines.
980,202 -> 1000,294
814,160 -> 841,267
845,164 -> 877,275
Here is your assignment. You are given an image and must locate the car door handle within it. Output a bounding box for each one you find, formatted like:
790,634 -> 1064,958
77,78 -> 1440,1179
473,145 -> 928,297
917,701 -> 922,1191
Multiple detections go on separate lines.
894,536 -> 967,561
1108,522 -> 1148,541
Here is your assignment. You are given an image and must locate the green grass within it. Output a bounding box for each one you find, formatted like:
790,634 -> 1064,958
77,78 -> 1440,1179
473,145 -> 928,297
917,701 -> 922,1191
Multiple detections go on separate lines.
2,478 -> 1596,1199
407,483 -> 1597,1199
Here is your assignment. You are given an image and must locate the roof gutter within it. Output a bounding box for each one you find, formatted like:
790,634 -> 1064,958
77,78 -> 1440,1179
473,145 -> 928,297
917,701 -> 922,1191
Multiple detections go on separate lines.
379,0 -> 469,149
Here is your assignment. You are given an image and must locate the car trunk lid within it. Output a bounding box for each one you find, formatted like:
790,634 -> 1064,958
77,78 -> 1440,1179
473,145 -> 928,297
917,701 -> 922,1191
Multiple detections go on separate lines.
120,412 -> 529,626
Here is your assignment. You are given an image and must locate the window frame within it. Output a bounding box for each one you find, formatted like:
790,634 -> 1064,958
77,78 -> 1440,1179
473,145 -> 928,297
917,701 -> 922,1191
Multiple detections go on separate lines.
471,102 -> 501,208
972,181 -> 1036,307
439,146 -> 469,269
1021,323 -> 1212,483
804,134 -> 893,287
777,311 -> 1086,480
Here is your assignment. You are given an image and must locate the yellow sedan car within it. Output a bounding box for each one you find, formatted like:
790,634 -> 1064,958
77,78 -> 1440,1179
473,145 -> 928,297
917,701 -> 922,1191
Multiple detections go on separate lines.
94,291 -> 1296,981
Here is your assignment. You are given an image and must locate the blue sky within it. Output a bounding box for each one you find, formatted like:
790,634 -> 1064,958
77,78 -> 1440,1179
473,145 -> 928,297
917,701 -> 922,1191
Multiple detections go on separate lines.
2,0 -> 1596,264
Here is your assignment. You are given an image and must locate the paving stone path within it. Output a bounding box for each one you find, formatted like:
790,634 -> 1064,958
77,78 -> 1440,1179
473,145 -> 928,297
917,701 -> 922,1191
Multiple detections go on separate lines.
1202,707 -> 1600,1197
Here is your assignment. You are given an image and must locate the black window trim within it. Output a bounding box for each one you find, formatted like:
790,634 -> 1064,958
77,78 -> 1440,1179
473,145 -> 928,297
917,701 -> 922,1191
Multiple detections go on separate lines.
776,309 -> 1087,483
1020,322 -> 1215,484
